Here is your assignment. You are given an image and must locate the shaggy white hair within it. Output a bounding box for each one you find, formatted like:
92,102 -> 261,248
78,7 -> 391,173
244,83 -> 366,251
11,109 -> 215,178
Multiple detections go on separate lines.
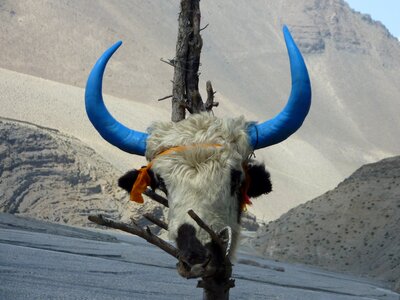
145,113 -> 253,253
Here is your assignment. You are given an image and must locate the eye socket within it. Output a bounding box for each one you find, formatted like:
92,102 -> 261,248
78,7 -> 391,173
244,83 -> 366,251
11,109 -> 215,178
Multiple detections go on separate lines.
149,170 -> 168,196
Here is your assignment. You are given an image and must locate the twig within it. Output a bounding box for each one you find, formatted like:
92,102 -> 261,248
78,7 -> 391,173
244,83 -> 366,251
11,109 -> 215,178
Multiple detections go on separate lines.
88,215 -> 178,258
143,189 -> 169,207
160,58 -> 175,67
205,81 -> 219,111
200,23 -> 209,31
144,213 -> 169,230
187,209 -> 224,250
158,95 -> 173,101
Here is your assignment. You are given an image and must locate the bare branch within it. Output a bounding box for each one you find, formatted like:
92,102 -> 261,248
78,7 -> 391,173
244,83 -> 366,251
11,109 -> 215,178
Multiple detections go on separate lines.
143,189 -> 169,207
143,213 -> 169,230
160,58 -> 175,67
205,81 -> 219,111
158,95 -> 173,101
200,23 -> 209,31
88,214 -> 179,258
187,209 -> 224,250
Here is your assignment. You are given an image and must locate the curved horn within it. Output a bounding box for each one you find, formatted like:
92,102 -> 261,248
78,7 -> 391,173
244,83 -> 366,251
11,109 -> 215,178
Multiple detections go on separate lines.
248,26 -> 311,149
85,41 -> 148,156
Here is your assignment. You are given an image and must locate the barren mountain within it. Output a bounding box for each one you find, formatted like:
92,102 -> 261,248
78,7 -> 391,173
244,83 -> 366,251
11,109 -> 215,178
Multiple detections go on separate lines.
0,118 -> 164,228
252,156 -> 400,292
0,0 -> 399,220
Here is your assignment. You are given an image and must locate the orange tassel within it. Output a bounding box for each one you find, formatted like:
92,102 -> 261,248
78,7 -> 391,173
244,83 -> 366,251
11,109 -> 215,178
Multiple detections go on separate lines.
130,164 -> 152,203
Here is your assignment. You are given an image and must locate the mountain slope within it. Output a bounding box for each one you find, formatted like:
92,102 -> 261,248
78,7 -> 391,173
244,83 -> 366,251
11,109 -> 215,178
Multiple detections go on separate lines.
252,156 -> 400,292
0,118 -> 163,227
0,0 -> 399,220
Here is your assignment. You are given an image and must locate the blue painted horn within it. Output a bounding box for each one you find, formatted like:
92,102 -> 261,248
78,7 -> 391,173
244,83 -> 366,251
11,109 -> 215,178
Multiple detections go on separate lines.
85,41 -> 148,156
248,26 -> 312,149
84,26 -> 310,155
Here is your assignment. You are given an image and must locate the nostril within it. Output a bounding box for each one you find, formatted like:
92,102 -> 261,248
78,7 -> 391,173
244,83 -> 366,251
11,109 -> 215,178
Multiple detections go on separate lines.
176,223 -> 208,266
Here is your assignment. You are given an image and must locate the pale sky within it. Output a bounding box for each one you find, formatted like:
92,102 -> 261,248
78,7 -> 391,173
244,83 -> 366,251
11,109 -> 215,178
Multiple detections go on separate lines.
346,0 -> 400,39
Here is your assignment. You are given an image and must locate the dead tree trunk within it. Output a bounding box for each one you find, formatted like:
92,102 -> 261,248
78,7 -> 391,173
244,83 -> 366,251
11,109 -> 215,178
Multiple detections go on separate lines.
170,0 -> 217,122
170,1 -> 233,299
90,1 -> 232,299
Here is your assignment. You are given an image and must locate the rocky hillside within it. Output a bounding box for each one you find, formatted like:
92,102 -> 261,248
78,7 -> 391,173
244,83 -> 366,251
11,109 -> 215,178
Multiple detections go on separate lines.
0,118 -> 260,231
1,0 -> 399,220
0,118 -> 163,228
252,156 -> 400,292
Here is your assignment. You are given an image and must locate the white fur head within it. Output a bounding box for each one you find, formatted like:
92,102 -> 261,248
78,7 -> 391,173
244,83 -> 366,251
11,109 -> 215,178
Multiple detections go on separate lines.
145,113 -> 253,251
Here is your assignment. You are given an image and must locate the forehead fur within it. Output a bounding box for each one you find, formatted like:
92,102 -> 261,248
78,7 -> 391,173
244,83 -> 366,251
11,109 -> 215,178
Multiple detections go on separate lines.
145,113 -> 252,161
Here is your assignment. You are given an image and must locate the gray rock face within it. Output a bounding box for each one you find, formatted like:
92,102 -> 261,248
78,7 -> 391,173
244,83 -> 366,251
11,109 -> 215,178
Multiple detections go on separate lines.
252,156 -> 400,292
0,119 -> 163,228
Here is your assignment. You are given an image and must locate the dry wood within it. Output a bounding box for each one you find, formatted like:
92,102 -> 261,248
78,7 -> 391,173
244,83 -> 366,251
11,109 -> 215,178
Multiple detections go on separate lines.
89,1 -> 233,298
187,209 -> 234,300
205,81 -> 219,111
160,58 -> 175,67
158,94 -> 173,102
143,188 -> 169,207
143,213 -> 168,230
187,209 -> 224,249
88,210 -> 235,299
200,23 -> 209,31
171,0 -> 191,122
197,279 -> 235,300
185,0 -> 204,114
88,214 -> 179,258
170,0 -> 217,122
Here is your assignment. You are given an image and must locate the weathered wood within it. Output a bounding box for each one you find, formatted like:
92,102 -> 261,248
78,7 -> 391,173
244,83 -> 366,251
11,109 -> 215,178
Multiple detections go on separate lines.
143,213 -> 169,230
160,58 -> 175,67
171,0 -> 217,121
188,209 -> 224,250
169,1 -> 233,298
205,81 -> 219,111
185,0 -> 204,114
88,214 -> 179,258
188,209 -> 234,299
171,0 -> 191,122
143,188 -> 169,207
198,279 -> 235,300
158,94 -> 173,101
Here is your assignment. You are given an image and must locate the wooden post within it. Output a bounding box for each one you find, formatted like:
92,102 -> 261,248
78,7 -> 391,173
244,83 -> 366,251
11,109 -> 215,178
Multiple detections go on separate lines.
170,0 -> 217,122
171,0 -> 191,122
170,1 -> 234,298
90,1 -> 234,298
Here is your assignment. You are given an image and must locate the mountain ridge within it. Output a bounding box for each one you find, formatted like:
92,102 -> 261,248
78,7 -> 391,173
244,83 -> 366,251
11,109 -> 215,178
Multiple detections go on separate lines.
1,0 -> 399,220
